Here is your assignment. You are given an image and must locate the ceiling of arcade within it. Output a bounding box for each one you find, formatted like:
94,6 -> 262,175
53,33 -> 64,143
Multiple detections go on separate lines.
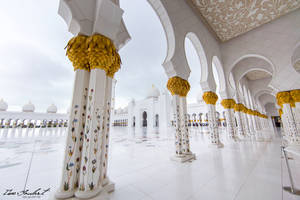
187,0 -> 300,41
245,70 -> 272,81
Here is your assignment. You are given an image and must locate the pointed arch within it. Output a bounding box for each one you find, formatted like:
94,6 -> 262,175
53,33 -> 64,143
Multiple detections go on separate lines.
185,32 -> 209,85
212,56 -> 226,97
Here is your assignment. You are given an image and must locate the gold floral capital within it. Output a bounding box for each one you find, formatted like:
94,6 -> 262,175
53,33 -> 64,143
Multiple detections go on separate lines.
279,109 -> 283,117
66,35 -> 90,71
167,76 -> 190,97
202,91 -> 218,105
246,109 -> 253,115
290,89 -> 300,102
276,91 -> 293,107
242,107 -> 249,114
291,101 -> 296,108
221,99 -> 236,109
86,34 -> 121,78
234,103 -> 244,112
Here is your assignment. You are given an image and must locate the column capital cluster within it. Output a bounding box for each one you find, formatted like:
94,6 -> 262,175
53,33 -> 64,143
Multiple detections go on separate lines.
234,103 -> 244,112
66,35 -> 90,71
202,91 -> 218,105
66,34 -> 121,78
167,76 -> 190,97
276,91 -> 294,107
221,99 -> 235,109
290,89 -> 300,102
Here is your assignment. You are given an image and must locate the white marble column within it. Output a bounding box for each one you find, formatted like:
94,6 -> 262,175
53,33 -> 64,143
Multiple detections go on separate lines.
99,76 -> 115,192
234,104 -> 245,140
282,103 -> 299,145
241,110 -> 251,139
172,95 -> 183,156
221,99 -> 238,142
277,91 -> 300,145
224,109 -> 237,141
294,102 -> 300,134
290,90 -> 300,135
253,113 -> 264,141
181,97 -> 192,154
247,110 -> 256,139
167,76 -> 195,161
203,92 -> 223,148
55,70 -> 90,199
75,68 -> 107,199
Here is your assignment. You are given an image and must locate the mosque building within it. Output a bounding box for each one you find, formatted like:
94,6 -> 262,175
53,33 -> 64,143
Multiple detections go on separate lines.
1,0 -> 300,199
111,84 -> 227,133
51,0 -> 300,198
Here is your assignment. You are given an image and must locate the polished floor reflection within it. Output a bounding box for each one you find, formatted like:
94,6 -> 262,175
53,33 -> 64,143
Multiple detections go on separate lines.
0,127 -> 299,200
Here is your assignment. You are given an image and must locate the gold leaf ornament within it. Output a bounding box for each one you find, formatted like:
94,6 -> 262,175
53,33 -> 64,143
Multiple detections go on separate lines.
276,91 -> 293,107
234,103 -> 244,112
221,99 -> 236,109
66,35 -> 90,71
86,34 -> 121,78
202,91 -> 218,105
290,89 -> 300,103
167,76 -> 190,97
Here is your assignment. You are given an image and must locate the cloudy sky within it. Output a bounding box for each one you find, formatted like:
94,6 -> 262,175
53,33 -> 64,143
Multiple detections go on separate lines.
0,0 -> 207,113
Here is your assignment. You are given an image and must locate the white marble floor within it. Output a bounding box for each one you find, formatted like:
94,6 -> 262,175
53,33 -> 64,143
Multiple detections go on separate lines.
0,127 -> 299,200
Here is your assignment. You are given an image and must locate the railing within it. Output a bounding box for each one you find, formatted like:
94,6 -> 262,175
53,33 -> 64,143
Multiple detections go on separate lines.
0,126 -> 67,140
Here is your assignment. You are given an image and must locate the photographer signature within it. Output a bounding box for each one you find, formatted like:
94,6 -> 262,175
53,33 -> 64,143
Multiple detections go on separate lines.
2,188 -> 50,197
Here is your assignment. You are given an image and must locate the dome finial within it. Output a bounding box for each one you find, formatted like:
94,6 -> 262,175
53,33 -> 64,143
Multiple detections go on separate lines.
146,84 -> 160,98
23,101 -> 35,112
47,103 -> 57,113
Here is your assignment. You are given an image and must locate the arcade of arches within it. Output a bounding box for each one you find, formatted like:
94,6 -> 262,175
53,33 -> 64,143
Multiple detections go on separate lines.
52,0 -> 300,199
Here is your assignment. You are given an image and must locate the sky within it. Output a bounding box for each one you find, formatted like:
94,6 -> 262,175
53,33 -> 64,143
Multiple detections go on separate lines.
0,0 -> 217,113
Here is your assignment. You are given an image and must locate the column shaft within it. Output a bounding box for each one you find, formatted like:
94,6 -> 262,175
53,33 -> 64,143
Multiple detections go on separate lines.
282,103 -> 299,144
235,111 -> 244,138
242,112 -> 250,138
293,103 -> 300,134
76,69 -> 107,198
99,76 -> 114,191
173,95 -> 183,155
56,70 -> 89,198
207,104 -> 223,147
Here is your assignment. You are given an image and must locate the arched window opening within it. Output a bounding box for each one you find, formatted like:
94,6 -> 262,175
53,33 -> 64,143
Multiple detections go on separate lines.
142,111 -> 147,127
184,37 -> 202,104
155,114 -> 159,127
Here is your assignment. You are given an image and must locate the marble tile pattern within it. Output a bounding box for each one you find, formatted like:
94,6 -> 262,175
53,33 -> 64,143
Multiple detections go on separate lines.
0,127 -> 299,200
189,0 -> 300,41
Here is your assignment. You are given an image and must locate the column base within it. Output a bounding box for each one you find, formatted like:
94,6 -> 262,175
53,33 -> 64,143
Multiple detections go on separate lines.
54,190 -> 75,199
227,136 -> 240,143
254,133 -> 265,142
170,153 -> 196,162
238,135 -> 250,141
208,142 -> 224,148
103,179 -> 115,193
74,186 -> 104,199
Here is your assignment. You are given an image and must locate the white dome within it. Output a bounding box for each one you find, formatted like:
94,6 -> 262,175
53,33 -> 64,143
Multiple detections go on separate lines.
196,92 -> 204,103
129,98 -> 135,105
47,104 -> 57,113
22,101 -> 35,112
0,99 -> 8,111
146,85 -> 160,98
